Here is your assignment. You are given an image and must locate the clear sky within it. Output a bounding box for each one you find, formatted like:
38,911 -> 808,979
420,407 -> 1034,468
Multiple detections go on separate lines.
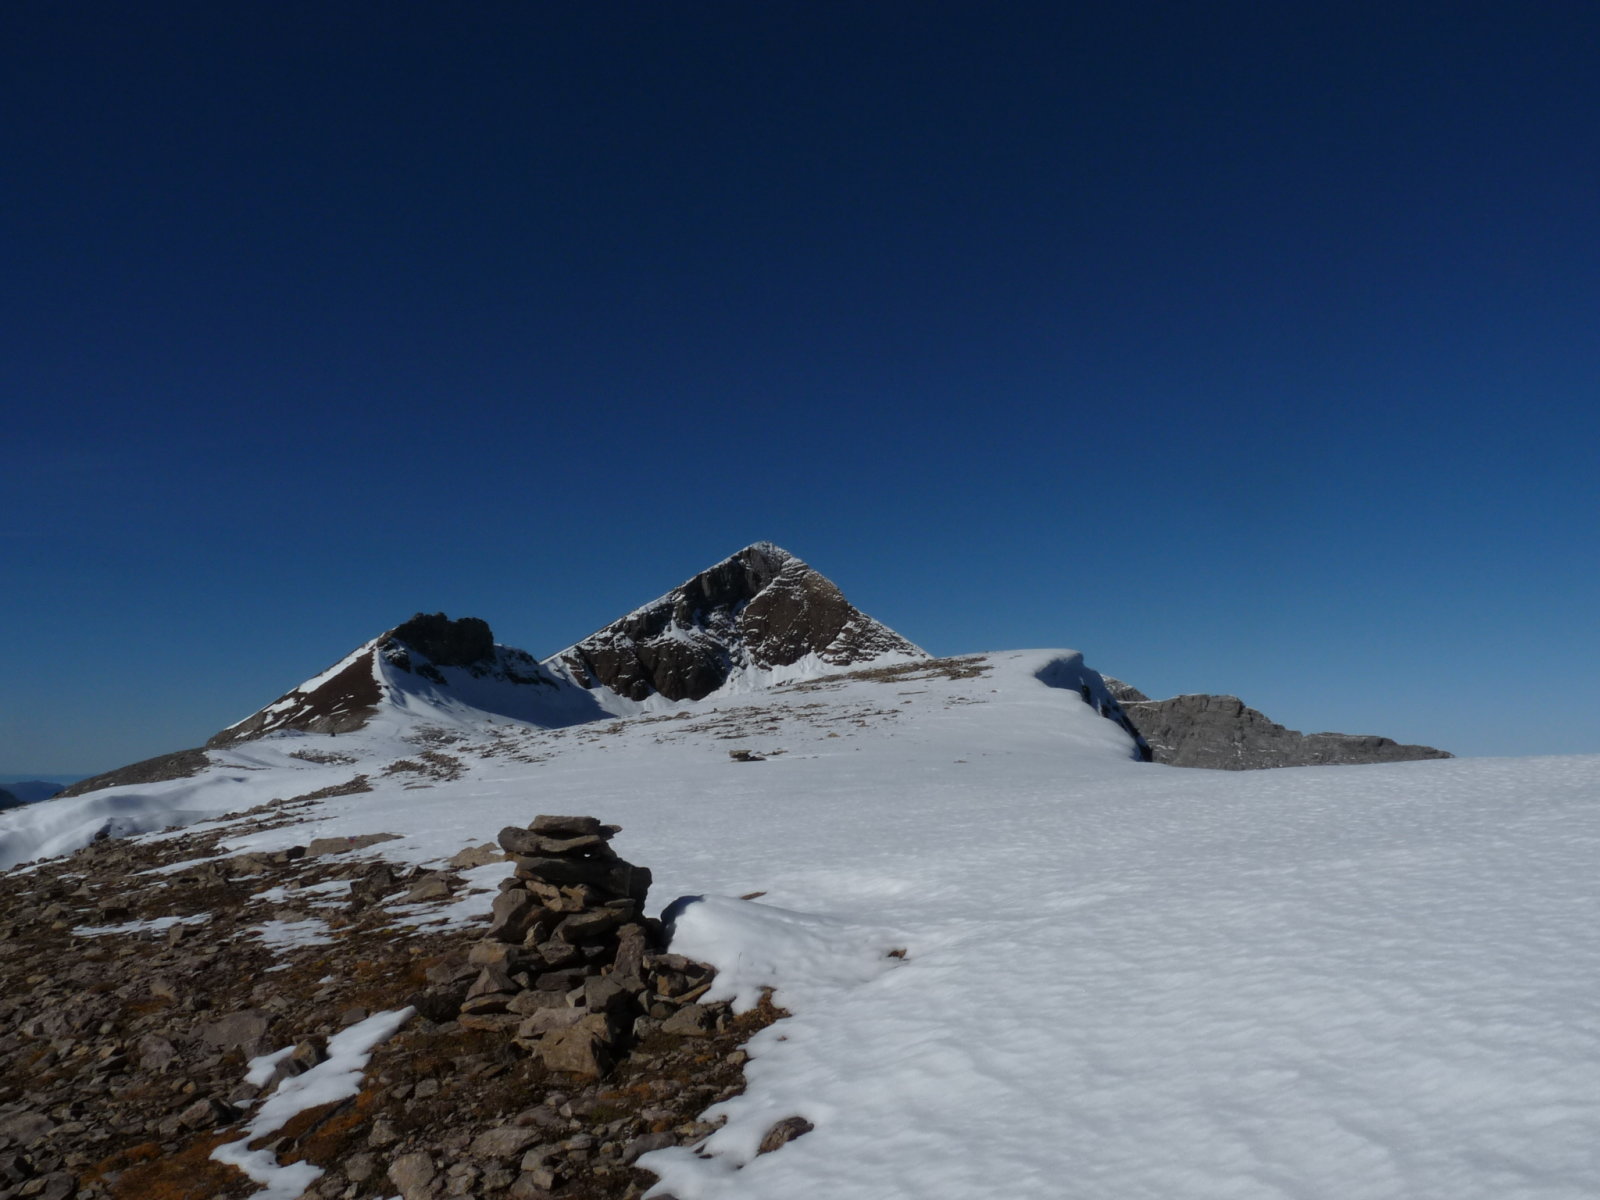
4,1 -> 1597,774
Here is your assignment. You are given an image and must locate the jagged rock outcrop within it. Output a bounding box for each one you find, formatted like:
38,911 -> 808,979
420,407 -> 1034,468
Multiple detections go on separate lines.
386,613 -> 495,668
1101,678 -> 1151,705
550,542 -> 925,702
208,613 -> 552,747
1102,678 -> 1450,769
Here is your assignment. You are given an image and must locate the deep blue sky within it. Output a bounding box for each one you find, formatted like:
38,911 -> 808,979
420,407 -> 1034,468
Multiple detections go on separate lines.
4,2 -> 1597,773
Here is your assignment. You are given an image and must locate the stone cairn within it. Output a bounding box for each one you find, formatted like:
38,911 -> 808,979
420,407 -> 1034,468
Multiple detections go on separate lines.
455,814 -> 720,1078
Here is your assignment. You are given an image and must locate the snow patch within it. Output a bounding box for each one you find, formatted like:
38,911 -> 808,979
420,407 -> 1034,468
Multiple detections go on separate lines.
72,912 -> 210,938
248,918 -> 335,951
244,1045 -> 296,1088
662,895 -> 902,1013
213,1006 -> 413,1199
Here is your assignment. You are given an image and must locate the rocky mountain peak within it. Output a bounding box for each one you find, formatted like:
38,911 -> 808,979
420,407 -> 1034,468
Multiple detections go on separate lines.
208,613 -> 536,747
549,543 -> 925,703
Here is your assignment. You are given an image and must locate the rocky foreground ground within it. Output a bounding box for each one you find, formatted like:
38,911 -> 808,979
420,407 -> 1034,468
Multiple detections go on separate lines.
0,801 -> 794,1200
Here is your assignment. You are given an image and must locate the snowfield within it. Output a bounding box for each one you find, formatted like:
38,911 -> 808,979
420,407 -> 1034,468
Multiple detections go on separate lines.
4,650 -> 1598,1198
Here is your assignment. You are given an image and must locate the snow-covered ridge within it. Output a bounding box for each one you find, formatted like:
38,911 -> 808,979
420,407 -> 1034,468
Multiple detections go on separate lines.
0,649 -> 1131,871
203,546 -> 928,752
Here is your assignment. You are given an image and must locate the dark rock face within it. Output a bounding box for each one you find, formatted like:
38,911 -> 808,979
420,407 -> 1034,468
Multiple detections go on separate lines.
388,613 -> 495,669
1101,679 -> 1451,769
552,543 -> 924,702
57,748 -> 212,798
0,788 -> 20,811
94,549 -> 916,776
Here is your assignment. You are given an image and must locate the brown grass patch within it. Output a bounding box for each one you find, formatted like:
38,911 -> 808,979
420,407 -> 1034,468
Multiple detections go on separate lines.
99,1130 -> 254,1200
275,1087 -> 381,1165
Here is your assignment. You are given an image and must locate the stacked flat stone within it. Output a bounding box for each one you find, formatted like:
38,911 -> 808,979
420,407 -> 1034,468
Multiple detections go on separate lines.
457,814 -> 668,1078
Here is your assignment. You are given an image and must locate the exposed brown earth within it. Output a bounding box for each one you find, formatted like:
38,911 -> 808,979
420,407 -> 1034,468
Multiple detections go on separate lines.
208,650 -> 385,748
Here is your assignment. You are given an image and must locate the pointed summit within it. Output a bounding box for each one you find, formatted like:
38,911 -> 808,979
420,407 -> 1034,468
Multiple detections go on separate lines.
547,543 -> 925,702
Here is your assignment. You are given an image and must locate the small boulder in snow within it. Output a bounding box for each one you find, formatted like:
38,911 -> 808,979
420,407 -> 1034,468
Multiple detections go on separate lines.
758,1115 -> 816,1155
448,843 -> 504,869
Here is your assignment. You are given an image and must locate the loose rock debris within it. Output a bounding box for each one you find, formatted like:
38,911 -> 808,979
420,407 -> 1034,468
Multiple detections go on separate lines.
0,813 -> 795,1200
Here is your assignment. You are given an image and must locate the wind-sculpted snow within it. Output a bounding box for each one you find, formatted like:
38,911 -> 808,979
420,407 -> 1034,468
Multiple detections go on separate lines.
639,749 -> 1600,1200
0,767 -> 291,868
5,651 -> 1599,1198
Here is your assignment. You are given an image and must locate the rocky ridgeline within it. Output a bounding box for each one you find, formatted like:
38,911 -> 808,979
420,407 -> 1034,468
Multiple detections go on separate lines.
453,816 -> 727,1079
1102,679 -> 1451,769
